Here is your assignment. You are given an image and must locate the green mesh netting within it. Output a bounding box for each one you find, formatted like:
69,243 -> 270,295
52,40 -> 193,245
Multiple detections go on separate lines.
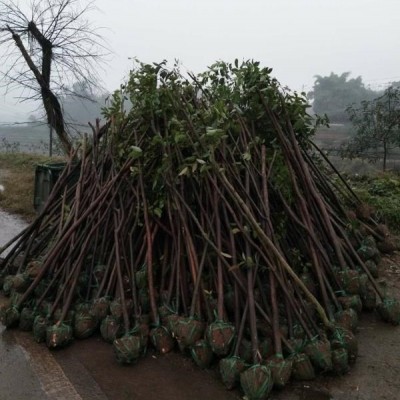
74,310 -> 98,339
2,275 -> 13,296
11,273 -> 30,293
150,326 -> 174,354
292,324 -> 306,340
100,315 -> 123,343
90,297 -> 110,320
240,364 -> 273,400
338,295 -> 362,313
191,339 -> 213,369
291,353 -> 316,381
335,308 -> 358,332
264,356 -> 293,389
19,307 -> 35,331
304,339 -> 332,372
207,321 -> 235,356
377,298 -> 400,325
357,245 -> 378,261
219,357 -> 246,390
25,260 -> 42,279
330,326 -> 358,363
33,315 -> 49,343
109,299 -> 123,319
331,348 -> 349,375
113,335 -> 142,364
175,317 -> 205,348
337,269 -> 360,295
163,314 -> 181,335
10,291 -> 22,307
46,323 -> 73,348
365,260 -> 379,278
2,306 -> 20,328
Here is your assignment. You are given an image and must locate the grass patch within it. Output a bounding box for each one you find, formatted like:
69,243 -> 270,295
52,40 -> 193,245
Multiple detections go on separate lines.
347,172 -> 400,233
0,153 -> 65,220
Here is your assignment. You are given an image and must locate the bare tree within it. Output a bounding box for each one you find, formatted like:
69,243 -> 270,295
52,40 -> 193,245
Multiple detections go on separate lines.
0,0 -> 107,155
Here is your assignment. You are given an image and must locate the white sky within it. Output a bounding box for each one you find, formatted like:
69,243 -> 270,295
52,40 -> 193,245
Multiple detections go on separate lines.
1,0 -> 400,121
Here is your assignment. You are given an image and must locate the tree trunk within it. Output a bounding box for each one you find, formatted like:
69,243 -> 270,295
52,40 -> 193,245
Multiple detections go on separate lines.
383,139 -> 388,172
8,24 -> 73,156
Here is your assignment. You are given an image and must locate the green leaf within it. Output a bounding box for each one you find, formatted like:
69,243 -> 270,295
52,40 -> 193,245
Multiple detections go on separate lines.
220,252 -> 232,259
242,152 -> 251,161
129,146 -> 143,160
153,208 -> 162,218
178,166 -> 189,176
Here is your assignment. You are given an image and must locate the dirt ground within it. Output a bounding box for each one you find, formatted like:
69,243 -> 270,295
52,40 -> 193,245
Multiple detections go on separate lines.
5,253 -> 397,400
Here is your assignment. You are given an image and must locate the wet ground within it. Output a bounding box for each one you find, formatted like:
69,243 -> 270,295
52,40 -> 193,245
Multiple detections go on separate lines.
0,325 -> 46,399
0,209 -> 26,255
1,210 -> 400,400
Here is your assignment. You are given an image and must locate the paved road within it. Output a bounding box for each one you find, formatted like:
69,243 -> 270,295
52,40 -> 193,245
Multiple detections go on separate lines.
0,325 -> 46,400
0,212 -> 109,400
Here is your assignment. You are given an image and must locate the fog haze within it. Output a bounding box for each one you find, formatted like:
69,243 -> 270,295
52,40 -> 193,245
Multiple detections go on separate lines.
2,0 -> 400,121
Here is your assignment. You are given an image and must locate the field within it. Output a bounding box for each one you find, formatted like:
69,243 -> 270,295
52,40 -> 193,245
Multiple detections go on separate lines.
0,123 -> 87,155
0,153 -> 64,220
0,124 -> 51,154
315,124 -> 400,174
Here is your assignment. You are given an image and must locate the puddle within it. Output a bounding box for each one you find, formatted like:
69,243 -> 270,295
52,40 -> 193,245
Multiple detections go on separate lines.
0,209 -> 27,256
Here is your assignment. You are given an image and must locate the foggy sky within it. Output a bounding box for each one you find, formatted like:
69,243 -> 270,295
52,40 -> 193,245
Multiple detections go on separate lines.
1,0 -> 400,121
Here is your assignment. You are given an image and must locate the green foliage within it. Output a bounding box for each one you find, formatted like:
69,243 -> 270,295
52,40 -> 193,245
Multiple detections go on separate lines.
310,72 -> 378,123
342,86 -> 400,171
100,59 -> 320,222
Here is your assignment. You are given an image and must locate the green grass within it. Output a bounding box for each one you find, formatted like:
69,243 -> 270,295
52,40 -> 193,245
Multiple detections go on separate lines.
348,173 -> 400,232
0,153 -> 65,220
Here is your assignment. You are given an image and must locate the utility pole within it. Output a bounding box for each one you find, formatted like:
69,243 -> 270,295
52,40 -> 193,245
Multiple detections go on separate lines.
49,117 -> 53,157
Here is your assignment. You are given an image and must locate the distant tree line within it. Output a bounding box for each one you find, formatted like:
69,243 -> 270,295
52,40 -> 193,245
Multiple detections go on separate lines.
308,72 -> 380,123
342,86 -> 400,171
30,81 -> 109,131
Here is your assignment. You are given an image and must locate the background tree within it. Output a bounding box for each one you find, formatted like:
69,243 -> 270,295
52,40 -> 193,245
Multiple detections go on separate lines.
342,86 -> 400,171
0,0 -> 106,155
309,72 -> 378,123
61,81 -> 108,129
